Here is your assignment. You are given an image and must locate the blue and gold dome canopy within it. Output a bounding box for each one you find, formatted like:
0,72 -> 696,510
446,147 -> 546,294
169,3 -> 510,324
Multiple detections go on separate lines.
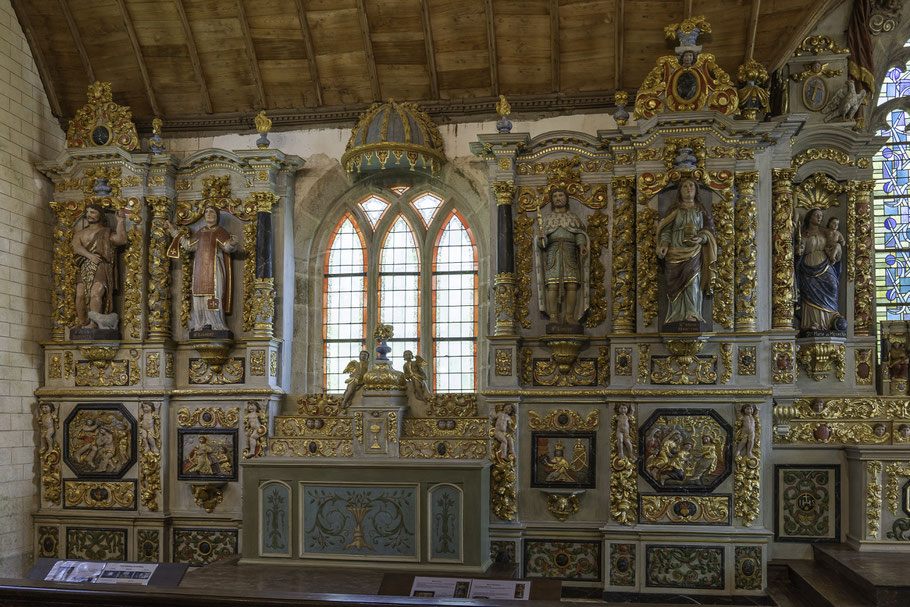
342,100 -> 445,177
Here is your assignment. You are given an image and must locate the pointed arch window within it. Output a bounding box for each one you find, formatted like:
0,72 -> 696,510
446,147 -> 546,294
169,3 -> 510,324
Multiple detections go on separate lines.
379,215 -> 420,362
874,48 -> 910,323
432,212 -> 477,392
323,188 -> 478,393
323,215 -> 367,392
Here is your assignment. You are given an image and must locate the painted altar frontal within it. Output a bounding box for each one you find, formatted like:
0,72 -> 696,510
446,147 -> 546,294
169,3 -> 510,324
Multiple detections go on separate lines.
32,17 -> 910,599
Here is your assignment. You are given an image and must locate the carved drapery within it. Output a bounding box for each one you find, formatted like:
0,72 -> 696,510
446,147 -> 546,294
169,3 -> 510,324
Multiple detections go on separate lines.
851,180 -> 875,335
147,196 -> 173,340
611,176 -> 636,333
771,169 -> 796,329
734,172 -> 759,331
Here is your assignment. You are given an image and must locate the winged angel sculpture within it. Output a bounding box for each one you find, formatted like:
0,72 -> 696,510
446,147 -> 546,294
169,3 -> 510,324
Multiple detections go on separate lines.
402,350 -> 431,402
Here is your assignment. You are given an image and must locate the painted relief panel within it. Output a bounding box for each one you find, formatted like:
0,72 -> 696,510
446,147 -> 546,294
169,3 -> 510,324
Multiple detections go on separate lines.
734,546 -> 762,590
63,480 -> 136,510
775,465 -> 840,542
639,494 -> 731,525
177,429 -> 238,481
639,409 -> 732,493
428,484 -> 462,562
65,527 -> 127,561
64,404 -> 136,479
260,482 -> 291,557
531,431 -> 596,489
300,484 -> 418,560
609,543 -> 635,587
645,545 -> 724,590
523,539 -> 601,581
173,528 -> 238,566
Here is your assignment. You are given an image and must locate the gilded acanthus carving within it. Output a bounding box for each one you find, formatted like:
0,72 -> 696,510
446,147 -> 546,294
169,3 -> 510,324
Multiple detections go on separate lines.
147,196 -> 173,340
527,409 -> 599,431
867,461 -> 883,539
771,169 -> 796,329
177,407 -> 240,428
710,172 -> 735,329
513,212 -> 534,329
637,207 -> 658,326
611,176 -> 636,333
851,181 -> 875,335
772,342 -> 795,384
585,209 -> 609,328
734,172 -> 759,330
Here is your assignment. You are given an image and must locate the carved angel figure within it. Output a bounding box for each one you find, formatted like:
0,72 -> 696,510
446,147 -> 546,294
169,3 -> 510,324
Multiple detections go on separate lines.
341,350 -> 370,409
614,403 -> 636,461
243,401 -> 267,458
823,79 -> 866,122
402,350 -> 431,402
734,404 -> 756,457
490,404 -> 516,461
39,403 -> 55,453
139,402 -> 159,454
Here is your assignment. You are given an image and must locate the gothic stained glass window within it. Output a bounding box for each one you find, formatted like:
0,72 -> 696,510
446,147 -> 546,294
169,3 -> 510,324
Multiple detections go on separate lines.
874,54 -> 910,322
432,212 -> 477,392
411,193 -> 443,227
323,216 -> 366,392
379,215 -> 420,362
359,195 -> 390,229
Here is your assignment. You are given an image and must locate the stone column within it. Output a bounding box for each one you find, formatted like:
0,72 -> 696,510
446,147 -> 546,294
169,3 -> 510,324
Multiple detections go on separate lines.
611,176 -> 636,333
734,172 -> 759,331
771,169 -> 796,330
248,192 -> 279,339
493,181 -> 517,336
146,196 -> 173,340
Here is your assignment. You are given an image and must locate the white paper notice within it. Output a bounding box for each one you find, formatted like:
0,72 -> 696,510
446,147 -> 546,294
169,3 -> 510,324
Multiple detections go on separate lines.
409,576 -> 475,598
469,579 -> 530,600
44,561 -> 78,582
94,562 -> 158,585
64,562 -> 105,583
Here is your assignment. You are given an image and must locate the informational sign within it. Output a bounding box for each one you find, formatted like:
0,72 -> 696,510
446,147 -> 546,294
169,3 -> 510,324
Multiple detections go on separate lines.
409,576 -> 530,600
44,561 -> 158,586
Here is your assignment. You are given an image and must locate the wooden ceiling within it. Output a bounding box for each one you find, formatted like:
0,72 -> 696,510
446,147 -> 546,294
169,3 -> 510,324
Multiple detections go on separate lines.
12,0 -> 841,133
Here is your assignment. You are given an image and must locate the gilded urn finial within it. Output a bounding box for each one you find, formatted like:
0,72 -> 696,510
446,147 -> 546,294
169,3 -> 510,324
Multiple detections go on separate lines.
254,110 -> 271,149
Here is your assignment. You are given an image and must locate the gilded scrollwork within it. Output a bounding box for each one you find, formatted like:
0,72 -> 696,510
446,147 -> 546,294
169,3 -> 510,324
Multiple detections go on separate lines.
711,174 -> 735,328
427,393 -> 478,417
38,403 -> 61,505
188,358 -> 244,384
611,403 -> 637,526
177,407 -> 240,428
146,196 -> 172,339
402,418 -> 487,438
138,402 -> 161,511
490,403 -> 517,520
531,357 -> 597,386
513,212 -> 534,329
585,209 -> 609,327
122,223 -> 143,340
733,404 -> 760,526
527,409 -> 599,431
611,176 -> 636,333
638,345 -> 650,384
597,347 -> 610,386
791,148 -> 853,169
637,207 -> 658,326
495,349 -> 512,376
795,172 -> 844,210
794,34 -> 849,56
777,421 -> 891,445
663,138 -> 706,172
49,355 -> 61,379
867,461 -> 883,539
772,169 -> 796,328
790,397 -> 910,419
64,481 -> 135,509
615,347 -> 632,376
720,344 -> 732,384
241,221 -> 260,333
297,393 -> 344,417
640,495 -> 729,523
250,350 -> 266,376
269,438 -> 353,458
738,346 -> 756,375
885,463 -> 910,514
851,181 -> 875,335
772,342 -> 795,384
401,439 -> 487,459
796,343 -> 846,381
50,220 -> 76,339
734,172 -> 759,330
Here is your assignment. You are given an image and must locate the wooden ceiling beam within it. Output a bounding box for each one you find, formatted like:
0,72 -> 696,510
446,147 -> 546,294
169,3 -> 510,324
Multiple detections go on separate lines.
484,0 -> 499,96
355,0 -> 381,101
770,0 -> 841,72
550,0 -> 560,92
614,0 -> 623,90
173,0 -> 213,114
9,0 -> 62,118
235,0 -> 266,108
114,0 -> 161,116
419,0 -> 439,99
58,0 -> 94,83
745,0 -> 761,61
294,0 -> 323,107
684,0 -> 692,20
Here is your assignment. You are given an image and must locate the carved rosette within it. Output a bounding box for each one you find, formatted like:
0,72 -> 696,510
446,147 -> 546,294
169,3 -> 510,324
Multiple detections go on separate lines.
612,176 -> 636,332
637,207 -> 658,326
147,197 -> 173,339
734,172 -> 759,331
771,169 -> 796,329
733,405 -> 760,526
610,404 -> 637,525
490,404 -> 517,521
494,272 -> 517,335
138,402 -> 161,511
851,181 -> 875,335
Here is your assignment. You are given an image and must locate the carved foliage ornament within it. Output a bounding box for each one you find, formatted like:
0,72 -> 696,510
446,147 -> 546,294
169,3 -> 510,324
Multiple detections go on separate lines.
66,81 -> 139,151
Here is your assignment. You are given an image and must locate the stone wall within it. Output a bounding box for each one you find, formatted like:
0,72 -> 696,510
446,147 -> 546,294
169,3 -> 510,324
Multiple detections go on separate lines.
0,0 -> 64,576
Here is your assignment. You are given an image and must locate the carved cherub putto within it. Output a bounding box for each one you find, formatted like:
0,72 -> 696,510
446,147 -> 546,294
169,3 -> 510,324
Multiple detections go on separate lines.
734,404 -> 756,457
39,403 -> 56,453
341,350 -> 370,409
139,402 -> 159,454
614,403 -> 636,461
402,350 -> 430,402
243,401 -> 267,458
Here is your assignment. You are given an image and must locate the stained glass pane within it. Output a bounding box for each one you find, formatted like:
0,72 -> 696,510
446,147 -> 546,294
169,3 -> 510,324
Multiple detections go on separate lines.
359,195 -> 390,229
875,50 -> 910,329
411,193 -> 444,227
391,186 -> 410,196
433,214 -> 477,392
324,218 -> 366,392
379,216 -> 420,362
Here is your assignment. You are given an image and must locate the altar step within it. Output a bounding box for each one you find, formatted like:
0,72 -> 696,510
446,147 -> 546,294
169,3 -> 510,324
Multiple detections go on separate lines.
771,544 -> 910,607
